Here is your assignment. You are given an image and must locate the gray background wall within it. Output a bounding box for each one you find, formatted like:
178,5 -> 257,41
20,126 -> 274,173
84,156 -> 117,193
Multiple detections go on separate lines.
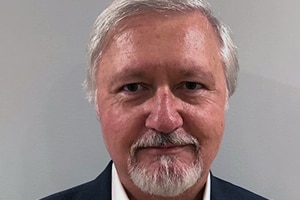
1,1 -> 299,199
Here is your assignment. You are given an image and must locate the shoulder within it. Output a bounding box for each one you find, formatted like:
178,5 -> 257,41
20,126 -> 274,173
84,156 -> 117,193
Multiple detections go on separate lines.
40,162 -> 112,200
211,174 -> 268,200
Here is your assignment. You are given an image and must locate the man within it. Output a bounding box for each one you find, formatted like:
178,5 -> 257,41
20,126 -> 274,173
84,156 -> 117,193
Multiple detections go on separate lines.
42,0 -> 267,199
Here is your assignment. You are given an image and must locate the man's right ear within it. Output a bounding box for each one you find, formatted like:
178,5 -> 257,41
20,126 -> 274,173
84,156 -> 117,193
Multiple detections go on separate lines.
94,89 -> 100,117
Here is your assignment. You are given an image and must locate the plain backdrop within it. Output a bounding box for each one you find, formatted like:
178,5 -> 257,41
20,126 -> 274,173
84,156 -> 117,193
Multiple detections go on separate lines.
1,1 -> 299,199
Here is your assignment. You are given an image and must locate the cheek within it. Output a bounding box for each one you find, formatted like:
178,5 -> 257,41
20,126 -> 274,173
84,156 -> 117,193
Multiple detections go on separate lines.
100,109 -> 129,151
202,108 -> 225,157
98,103 -> 146,158
185,105 -> 225,171
187,104 -> 225,153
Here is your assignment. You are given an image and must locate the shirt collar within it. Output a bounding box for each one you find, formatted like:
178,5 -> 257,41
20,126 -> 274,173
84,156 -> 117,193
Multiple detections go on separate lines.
112,163 -> 129,200
111,163 -> 211,200
203,171 -> 211,200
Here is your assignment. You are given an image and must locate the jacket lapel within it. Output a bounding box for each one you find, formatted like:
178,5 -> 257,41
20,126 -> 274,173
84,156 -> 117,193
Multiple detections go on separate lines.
92,161 -> 113,200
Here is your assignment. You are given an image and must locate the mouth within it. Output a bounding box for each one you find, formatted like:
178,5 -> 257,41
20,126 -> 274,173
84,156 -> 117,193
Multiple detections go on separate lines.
137,144 -> 194,156
129,131 -> 200,159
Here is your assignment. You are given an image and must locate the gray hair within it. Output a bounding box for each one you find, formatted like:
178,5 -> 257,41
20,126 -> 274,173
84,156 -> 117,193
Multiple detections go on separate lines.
84,0 -> 239,104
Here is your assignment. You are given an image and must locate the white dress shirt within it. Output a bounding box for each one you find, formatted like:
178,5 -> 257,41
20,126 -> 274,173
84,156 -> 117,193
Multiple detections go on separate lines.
112,163 -> 211,200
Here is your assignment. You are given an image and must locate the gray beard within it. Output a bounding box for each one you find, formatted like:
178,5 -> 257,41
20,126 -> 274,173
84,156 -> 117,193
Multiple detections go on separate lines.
127,131 -> 203,197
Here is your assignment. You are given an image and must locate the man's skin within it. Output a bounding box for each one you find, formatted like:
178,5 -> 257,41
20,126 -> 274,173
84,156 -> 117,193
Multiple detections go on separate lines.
95,11 -> 227,200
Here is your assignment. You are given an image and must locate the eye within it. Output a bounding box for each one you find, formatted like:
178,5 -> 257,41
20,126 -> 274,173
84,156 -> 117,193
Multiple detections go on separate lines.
182,82 -> 204,90
122,83 -> 142,92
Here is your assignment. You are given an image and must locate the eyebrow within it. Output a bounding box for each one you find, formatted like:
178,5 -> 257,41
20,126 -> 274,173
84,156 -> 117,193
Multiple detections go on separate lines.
109,68 -> 148,86
108,62 -> 217,86
180,67 -> 215,79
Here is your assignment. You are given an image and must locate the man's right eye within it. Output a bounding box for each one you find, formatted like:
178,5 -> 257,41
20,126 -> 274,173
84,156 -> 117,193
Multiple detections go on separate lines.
122,83 -> 141,92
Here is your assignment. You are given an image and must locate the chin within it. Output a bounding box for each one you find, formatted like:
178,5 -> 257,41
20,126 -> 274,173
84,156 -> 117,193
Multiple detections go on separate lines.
128,154 -> 203,197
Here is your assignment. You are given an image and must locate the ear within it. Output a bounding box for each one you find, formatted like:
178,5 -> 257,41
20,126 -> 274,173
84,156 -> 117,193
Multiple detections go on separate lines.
94,89 -> 100,117
225,88 -> 229,111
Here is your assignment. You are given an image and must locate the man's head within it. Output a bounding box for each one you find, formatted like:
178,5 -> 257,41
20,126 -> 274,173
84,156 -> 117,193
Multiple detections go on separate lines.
85,0 -> 238,199
85,0 -> 238,104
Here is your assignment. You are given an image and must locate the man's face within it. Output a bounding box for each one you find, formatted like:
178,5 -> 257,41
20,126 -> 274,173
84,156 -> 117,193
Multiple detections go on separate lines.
96,12 -> 227,197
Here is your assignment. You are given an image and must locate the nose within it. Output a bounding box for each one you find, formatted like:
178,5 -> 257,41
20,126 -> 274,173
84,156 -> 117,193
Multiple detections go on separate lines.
145,87 -> 183,133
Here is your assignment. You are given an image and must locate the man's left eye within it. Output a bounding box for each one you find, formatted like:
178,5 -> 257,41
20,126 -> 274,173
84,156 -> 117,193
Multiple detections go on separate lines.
183,82 -> 204,90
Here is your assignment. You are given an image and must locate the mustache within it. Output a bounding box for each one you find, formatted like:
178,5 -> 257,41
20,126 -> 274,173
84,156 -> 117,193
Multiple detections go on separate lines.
130,130 -> 200,156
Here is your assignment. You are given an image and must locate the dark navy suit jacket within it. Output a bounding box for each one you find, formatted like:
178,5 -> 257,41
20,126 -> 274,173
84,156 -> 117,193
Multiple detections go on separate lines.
41,162 -> 267,200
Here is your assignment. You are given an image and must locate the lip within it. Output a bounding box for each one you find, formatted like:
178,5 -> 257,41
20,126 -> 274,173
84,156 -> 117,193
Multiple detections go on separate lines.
137,145 -> 190,155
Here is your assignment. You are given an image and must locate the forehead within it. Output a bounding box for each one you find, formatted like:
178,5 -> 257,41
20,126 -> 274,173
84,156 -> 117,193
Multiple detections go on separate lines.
98,11 -> 223,79
106,11 -> 220,53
